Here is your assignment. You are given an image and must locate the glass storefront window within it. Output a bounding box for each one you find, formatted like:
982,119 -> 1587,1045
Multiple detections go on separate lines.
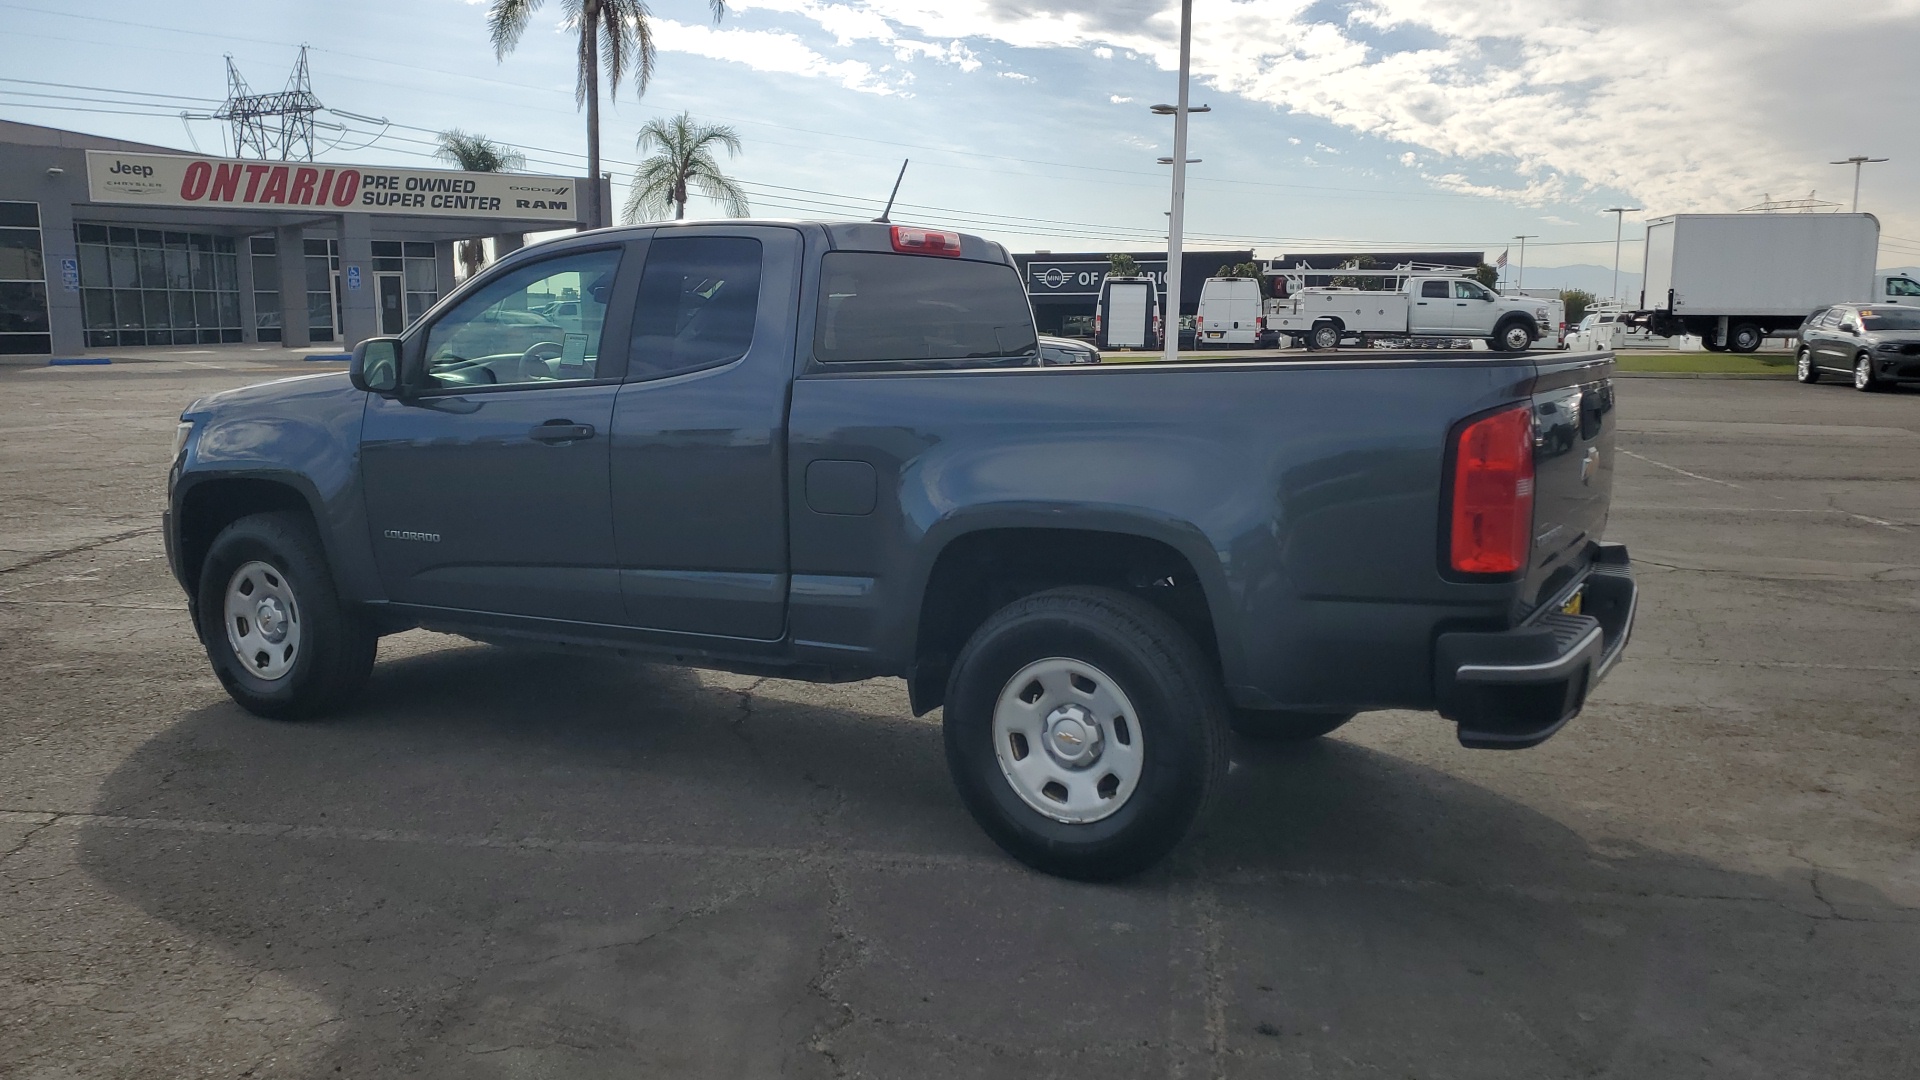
73,222 -> 246,346
0,202 -> 49,355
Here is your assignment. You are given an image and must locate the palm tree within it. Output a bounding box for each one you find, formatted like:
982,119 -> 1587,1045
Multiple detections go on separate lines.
623,112 -> 749,222
433,130 -> 526,279
433,129 -> 527,173
487,0 -> 727,228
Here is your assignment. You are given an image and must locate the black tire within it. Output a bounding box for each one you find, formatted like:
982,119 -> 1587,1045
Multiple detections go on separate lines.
943,586 -> 1230,881
1854,352 -> 1882,392
1309,324 -> 1341,351
1728,323 -> 1764,353
1491,319 -> 1534,353
1795,347 -> 1819,384
195,511 -> 377,719
1230,709 -> 1355,743
1700,331 -> 1727,352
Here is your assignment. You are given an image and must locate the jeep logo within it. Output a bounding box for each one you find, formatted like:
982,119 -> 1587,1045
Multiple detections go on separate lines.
109,161 -> 155,177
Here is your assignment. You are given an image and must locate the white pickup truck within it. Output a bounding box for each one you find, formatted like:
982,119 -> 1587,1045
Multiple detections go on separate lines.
1264,274 -> 1550,352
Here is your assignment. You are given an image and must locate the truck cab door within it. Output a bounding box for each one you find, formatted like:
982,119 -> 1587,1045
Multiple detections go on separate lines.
1453,280 -> 1498,334
360,244 -> 635,623
1410,279 -> 1451,334
609,226 -> 802,641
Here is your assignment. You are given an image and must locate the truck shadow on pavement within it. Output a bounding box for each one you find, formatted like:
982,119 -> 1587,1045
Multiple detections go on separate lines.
77,643 -> 1920,1079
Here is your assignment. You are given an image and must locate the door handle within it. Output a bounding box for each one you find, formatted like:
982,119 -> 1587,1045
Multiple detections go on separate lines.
530,420 -> 595,444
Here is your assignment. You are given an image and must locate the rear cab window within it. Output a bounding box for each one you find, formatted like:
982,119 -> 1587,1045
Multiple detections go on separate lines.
815,252 -> 1038,368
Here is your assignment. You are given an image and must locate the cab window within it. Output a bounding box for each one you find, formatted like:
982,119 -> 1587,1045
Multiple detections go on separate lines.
815,252 -> 1037,365
421,249 -> 621,389
1886,277 -> 1920,297
629,236 -> 762,381
1419,280 -> 1449,299
1454,281 -> 1491,300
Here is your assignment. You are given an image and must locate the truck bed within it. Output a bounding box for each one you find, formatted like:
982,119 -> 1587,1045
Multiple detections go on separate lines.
786,349 -> 1619,715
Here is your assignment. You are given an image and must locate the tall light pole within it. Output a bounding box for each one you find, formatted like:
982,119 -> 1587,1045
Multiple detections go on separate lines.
1512,234 -> 1536,291
1605,207 -> 1641,304
1154,0 -> 1197,363
1830,156 -> 1888,213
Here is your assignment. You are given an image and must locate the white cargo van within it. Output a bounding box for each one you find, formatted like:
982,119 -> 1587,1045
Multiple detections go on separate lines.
1195,277 -> 1268,347
1095,276 -> 1162,350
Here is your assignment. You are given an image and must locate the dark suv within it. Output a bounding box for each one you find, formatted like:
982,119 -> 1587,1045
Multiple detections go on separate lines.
1796,304 -> 1920,391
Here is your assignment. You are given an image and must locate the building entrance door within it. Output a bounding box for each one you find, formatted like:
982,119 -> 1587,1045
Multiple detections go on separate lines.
376,273 -> 404,334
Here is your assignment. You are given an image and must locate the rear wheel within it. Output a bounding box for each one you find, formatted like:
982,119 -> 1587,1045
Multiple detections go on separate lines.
1796,347 -> 1819,384
195,511 -> 376,719
1309,323 -> 1341,351
1855,352 -> 1882,392
1230,709 -> 1354,743
1728,323 -> 1764,353
943,587 -> 1229,880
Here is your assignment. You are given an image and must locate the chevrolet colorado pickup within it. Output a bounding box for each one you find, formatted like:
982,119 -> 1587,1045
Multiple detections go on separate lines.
165,220 -> 1636,879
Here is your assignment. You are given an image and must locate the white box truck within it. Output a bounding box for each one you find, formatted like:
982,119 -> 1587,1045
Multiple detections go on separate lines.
1637,213 -> 1882,352
1095,275 -> 1163,350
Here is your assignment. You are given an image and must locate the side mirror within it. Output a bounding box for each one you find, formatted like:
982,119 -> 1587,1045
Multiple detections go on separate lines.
350,337 -> 401,394
1840,322 -> 1859,335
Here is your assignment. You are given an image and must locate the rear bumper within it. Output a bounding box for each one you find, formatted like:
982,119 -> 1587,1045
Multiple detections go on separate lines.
1433,543 -> 1637,749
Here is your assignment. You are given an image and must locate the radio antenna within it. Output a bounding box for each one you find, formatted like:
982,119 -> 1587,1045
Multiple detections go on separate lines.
874,159 -> 909,223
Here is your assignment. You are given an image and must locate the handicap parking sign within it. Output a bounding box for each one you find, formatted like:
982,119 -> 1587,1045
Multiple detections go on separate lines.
346,265 -> 362,291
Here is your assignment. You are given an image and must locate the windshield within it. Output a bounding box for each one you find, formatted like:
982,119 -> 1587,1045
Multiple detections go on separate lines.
1859,308 -> 1920,331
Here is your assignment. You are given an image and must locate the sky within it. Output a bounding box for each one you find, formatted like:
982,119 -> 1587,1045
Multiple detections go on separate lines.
4,0 -> 1919,281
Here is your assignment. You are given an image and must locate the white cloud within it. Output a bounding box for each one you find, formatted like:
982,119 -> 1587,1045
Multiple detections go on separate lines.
892,38 -> 982,71
738,1 -> 1920,231
1110,94 -> 1133,104
650,18 -> 900,95
1398,151 -> 1418,167
1093,46 -> 1114,59
999,71 -> 1035,82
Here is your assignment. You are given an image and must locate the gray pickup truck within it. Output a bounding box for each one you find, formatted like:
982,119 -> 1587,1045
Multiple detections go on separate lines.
165,220 -> 1636,879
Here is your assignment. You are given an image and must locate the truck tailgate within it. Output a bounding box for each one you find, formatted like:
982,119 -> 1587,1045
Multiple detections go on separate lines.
1524,354 -> 1617,607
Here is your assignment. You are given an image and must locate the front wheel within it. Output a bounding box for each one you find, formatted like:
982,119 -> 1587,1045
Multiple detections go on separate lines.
195,511 -> 376,719
1796,347 -> 1819,384
1492,321 -> 1534,353
1855,352 -> 1882,392
943,587 -> 1229,880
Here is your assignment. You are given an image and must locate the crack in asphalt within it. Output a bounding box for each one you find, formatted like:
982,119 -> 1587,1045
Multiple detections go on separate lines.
0,526 -> 158,576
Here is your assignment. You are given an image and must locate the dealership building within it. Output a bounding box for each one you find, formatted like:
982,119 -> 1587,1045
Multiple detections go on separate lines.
0,120 -> 598,357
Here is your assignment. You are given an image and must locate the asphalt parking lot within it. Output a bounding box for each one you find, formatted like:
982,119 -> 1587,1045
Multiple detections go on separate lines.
2,359 -> 1916,1078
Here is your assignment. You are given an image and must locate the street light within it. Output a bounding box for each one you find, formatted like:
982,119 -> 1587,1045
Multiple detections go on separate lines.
1512,234 -> 1537,291
1605,207 -> 1641,304
1152,0 -> 1202,363
1829,156 -> 1888,213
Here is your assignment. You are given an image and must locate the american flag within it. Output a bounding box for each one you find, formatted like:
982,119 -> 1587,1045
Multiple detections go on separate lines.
1495,248 -> 1508,269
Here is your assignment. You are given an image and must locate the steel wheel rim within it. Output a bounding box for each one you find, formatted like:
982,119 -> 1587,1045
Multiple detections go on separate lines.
1856,356 -> 1870,388
1505,326 -> 1531,350
992,657 -> 1145,824
224,560 -> 302,682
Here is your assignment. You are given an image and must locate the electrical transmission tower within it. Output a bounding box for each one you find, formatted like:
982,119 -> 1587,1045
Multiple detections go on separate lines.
213,46 -> 323,160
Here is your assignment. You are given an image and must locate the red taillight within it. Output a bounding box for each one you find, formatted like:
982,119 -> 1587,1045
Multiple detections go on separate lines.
1449,405 -> 1534,575
890,226 -> 962,257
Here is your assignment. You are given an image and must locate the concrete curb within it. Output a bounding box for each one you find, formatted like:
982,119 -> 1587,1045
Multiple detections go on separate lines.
1614,371 -> 1794,380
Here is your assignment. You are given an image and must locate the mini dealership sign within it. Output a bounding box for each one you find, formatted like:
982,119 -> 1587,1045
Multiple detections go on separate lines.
85,150 -> 579,222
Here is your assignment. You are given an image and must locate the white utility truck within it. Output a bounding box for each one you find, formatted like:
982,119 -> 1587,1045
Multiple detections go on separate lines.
1635,213 -> 1917,352
1259,269 -> 1551,352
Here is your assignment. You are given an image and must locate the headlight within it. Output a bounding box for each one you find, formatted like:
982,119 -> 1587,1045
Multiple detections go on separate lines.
1876,342 -> 1900,352
171,421 -> 195,463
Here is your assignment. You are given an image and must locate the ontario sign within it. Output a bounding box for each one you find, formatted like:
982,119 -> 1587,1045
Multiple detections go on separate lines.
85,151 -> 579,223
